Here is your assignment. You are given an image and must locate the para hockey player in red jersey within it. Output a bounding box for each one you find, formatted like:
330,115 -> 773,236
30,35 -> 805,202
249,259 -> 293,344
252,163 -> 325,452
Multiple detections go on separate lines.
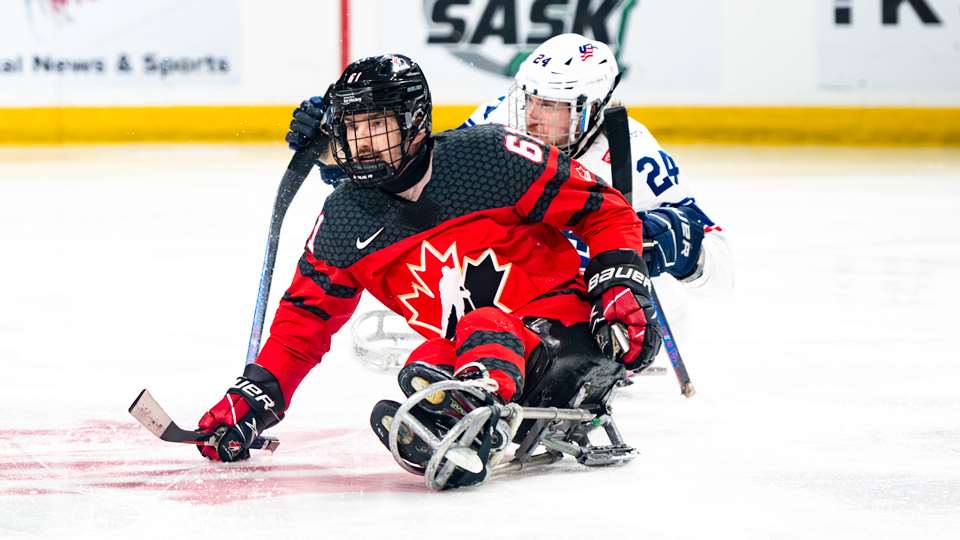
197,55 -> 661,485
323,35 -> 730,373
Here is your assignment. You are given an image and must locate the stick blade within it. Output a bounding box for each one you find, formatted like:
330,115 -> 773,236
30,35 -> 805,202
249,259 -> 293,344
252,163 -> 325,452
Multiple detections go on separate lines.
129,389 -> 207,443
129,389 -> 176,440
129,389 -> 280,453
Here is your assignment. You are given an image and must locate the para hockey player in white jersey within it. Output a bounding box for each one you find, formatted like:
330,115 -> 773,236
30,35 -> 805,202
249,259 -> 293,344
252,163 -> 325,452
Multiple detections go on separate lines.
461,33 -> 732,297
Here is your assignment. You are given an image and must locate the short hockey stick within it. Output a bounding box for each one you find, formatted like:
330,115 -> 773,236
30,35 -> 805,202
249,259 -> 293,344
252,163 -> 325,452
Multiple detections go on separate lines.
245,142 -> 326,364
605,106 -> 695,398
603,106 -> 633,198
128,389 -> 279,451
129,141 -> 322,448
612,245 -> 695,396
650,286 -> 695,397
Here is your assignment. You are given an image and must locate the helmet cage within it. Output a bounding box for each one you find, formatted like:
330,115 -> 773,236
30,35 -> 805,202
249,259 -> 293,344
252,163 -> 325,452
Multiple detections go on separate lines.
507,34 -> 621,156
506,83 -> 606,156
329,107 -> 420,187
325,71 -> 431,188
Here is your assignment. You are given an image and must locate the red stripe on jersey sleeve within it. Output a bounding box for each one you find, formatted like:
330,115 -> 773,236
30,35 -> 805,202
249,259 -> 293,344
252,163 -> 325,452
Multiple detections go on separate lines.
514,145 -> 560,218
255,249 -> 362,407
571,169 -> 644,255
518,153 -> 645,257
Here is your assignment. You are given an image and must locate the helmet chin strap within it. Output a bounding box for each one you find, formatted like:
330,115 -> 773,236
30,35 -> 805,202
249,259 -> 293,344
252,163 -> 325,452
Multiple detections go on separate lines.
569,72 -> 623,159
379,138 -> 433,194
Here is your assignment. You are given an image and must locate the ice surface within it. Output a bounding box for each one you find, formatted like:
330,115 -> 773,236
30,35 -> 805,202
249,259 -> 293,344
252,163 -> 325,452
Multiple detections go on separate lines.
1,144 -> 958,539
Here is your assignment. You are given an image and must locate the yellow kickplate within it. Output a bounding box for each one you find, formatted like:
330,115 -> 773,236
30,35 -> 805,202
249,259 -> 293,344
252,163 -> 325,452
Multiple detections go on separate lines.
381,415 -> 413,445
3,105 -> 958,146
411,376 -> 446,405
434,105 -> 960,146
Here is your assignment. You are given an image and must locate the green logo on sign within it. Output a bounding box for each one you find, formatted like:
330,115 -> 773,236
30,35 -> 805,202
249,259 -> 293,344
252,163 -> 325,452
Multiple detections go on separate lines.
424,0 -> 638,77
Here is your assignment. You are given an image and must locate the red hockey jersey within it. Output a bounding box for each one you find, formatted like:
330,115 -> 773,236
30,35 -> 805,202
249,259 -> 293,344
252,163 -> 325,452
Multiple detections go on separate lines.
256,124 -> 644,403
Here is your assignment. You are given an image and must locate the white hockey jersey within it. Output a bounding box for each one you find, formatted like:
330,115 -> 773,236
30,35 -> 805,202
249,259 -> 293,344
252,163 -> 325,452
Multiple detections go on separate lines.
460,97 -> 733,297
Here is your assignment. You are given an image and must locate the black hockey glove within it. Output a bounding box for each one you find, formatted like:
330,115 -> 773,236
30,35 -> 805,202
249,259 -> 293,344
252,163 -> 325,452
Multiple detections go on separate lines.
197,364 -> 286,462
639,205 -> 706,280
285,86 -> 332,151
584,250 -> 662,372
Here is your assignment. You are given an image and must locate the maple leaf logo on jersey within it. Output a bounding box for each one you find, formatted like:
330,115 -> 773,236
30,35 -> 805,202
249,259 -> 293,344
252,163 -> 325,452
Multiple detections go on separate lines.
574,164 -> 596,183
399,240 -> 512,338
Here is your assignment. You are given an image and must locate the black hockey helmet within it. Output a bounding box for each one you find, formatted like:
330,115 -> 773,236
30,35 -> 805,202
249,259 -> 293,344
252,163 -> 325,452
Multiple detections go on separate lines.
324,54 -> 432,191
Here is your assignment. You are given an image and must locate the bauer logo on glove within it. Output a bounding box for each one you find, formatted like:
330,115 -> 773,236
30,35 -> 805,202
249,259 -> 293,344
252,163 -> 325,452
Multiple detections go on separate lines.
232,378 -> 278,412
586,265 -> 652,294
584,250 -> 663,371
197,364 -> 287,462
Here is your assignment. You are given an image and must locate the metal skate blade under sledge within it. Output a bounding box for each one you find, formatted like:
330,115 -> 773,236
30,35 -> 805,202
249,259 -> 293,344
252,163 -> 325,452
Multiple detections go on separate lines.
503,406 -> 637,467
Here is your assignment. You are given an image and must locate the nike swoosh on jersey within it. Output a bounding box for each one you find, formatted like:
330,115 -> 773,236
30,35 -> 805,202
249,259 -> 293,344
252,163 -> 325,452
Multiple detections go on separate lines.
356,227 -> 384,249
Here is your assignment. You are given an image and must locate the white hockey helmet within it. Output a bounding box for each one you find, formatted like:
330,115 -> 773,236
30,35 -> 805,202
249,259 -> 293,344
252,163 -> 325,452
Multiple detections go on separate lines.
507,33 -> 620,157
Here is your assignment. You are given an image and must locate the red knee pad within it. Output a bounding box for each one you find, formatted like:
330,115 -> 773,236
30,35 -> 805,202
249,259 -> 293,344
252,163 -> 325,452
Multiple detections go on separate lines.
405,337 -> 456,371
453,308 -> 529,402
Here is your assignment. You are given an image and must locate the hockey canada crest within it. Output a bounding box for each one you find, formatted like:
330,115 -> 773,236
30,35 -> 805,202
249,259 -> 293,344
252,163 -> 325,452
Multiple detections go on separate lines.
399,240 -> 512,338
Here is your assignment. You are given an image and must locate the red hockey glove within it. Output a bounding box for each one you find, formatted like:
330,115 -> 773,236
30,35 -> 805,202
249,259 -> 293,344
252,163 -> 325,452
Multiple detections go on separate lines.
197,364 -> 286,462
585,250 -> 663,372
